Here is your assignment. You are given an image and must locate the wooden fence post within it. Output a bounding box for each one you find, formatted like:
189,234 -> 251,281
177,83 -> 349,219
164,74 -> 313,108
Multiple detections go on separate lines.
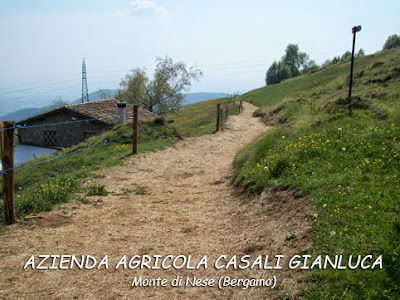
240,100 -> 243,112
225,107 -> 229,121
216,103 -> 220,132
0,121 -> 16,224
132,106 -> 138,154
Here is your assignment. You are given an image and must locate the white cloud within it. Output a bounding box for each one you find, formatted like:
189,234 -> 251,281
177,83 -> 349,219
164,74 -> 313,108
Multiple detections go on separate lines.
129,0 -> 167,16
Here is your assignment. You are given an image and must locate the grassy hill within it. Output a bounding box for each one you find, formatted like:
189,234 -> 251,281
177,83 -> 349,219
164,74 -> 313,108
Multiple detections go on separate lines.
233,47 -> 400,298
241,48 -> 399,128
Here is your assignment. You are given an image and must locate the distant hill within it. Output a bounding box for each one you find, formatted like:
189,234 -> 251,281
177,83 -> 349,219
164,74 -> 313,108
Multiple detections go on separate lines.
183,92 -> 228,105
0,107 -> 43,122
74,91 -> 229,105
0,91 -> 229,121
72,89 -> 119,104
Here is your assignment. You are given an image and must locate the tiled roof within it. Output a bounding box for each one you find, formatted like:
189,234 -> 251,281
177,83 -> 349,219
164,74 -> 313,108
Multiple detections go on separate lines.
65,99 -> 155,125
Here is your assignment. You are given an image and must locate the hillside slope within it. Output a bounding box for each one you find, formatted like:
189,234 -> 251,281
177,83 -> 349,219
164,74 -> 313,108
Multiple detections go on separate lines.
241,47 -> 400,129
234,47 -> 400,298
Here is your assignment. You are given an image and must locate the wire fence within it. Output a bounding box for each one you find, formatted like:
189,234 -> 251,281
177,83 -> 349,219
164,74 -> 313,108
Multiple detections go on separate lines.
0,101 -> 239,223
0,102 -> 236,174
0,102 -> 225,132
0,112 -> 152,132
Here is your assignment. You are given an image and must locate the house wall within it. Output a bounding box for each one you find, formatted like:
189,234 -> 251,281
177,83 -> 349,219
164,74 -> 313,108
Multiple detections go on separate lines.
18,112 -> 110,148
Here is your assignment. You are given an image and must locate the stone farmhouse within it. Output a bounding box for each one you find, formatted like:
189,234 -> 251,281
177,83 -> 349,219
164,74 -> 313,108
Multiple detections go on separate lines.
17,99 -> 154,148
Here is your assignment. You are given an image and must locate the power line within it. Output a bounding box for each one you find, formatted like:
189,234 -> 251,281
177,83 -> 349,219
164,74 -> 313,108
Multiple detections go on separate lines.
0,78 -> 81,96
0,44 -> 386,96
0,73 -> 81,91
4,82 -> 120,101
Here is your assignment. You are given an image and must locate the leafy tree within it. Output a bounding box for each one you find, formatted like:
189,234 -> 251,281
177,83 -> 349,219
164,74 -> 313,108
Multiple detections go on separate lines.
42,97 -> 69,113
341,51 -> 352,62
282,44 -> 308,77
383,34 -> 400,50
265,61 -> 291,85
301,59 -> 320,74
98,89 -> 113,99
357,48 -> 365,57
117,57 -> 202,113
321,59 -> 331,68
331,56 -> 341,64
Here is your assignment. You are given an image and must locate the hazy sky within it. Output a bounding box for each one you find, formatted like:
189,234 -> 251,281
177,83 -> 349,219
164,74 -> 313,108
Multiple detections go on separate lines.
0,0 -> 399,104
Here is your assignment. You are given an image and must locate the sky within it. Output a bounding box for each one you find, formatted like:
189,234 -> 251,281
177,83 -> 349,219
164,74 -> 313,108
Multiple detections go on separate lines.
0,0 -> 399,110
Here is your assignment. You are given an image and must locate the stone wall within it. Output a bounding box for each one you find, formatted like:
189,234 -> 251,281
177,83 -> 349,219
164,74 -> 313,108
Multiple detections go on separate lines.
18,112 -> 111,148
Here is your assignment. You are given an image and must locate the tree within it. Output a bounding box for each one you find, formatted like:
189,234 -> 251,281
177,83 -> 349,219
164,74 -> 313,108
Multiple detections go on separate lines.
265,61 -> 291,85
383,34 -> 400,50
98,89 -> 113,99
42,97 -> 69,113
357,48 -> 365,57
117,57 -> 202,113
282,44 -> 308,77
321,59 -> 331,68
341,51 -> 352,62
331,56 -> 341,65
301,59 -> 320,74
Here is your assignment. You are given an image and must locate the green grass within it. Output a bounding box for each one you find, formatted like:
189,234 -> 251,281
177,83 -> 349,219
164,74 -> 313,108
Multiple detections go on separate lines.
167,97 -> 239,136
0,98 -> 239,223
85,184 -> 108,196
233,48 -> 400,298
242,47 -> 400,130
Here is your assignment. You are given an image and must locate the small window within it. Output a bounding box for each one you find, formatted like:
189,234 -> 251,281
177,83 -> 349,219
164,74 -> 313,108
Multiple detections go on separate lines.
44,131 -> 57,146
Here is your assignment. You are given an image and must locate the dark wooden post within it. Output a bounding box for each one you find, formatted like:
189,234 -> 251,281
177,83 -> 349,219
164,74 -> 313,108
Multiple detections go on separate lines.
216,103 -> 220,132
348,26 -> 361,117
225,107 -> 229,121
0,121 -> 16,224
132,106 -> 138,154
240,100 -> 243,112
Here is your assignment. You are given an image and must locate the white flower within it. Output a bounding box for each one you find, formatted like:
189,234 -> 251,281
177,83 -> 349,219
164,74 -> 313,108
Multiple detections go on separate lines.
330,231 -> 336,236
365,159 -> 369,163
323,204 -> 327,208
313,213 -> 318,218
264,166 -> 268,169
338,128 -> 342,131
342,147 -> 346,151
282,136 -> 285,139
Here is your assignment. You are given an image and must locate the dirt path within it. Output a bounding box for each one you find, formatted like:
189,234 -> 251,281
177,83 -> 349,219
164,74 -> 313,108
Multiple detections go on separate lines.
0,102 -> 312,299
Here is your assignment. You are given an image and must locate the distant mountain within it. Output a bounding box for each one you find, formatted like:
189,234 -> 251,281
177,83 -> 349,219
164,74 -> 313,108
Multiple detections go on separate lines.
0,91 -> 229,121
183,92 -> 228,105
75,91 -> 228,105
72,89 -> 119,104
0,107 -> 43,122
